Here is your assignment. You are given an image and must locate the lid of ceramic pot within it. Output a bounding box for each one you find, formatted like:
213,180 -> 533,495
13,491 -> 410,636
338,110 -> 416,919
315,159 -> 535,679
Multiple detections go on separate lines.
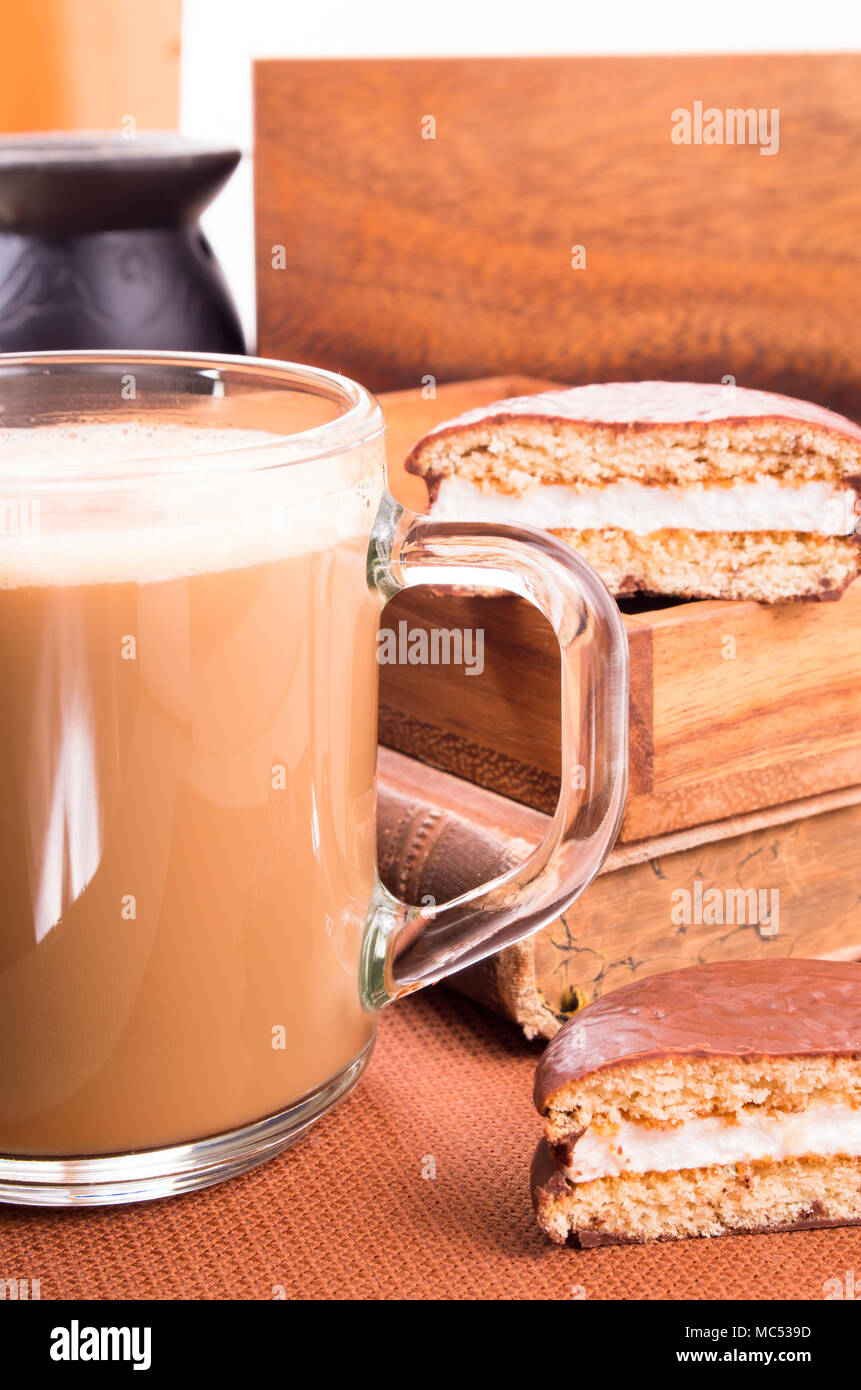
0,133 -> 242,235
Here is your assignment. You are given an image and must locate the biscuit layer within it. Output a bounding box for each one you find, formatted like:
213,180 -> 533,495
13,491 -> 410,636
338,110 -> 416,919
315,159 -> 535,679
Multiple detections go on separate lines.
550,527 -> 858,601
406,381 -> 861,490
532,1142 -> 861,1245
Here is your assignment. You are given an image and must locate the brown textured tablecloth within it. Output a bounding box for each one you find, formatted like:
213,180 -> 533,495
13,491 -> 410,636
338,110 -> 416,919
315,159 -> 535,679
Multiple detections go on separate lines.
1,988 -> 858,1301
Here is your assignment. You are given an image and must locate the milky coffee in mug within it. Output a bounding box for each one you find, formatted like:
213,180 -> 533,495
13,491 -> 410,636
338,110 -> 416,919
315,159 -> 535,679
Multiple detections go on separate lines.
0,355 -> 627,1205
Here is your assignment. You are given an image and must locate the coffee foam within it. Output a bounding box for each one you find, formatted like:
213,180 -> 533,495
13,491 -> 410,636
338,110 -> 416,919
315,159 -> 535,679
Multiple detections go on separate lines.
0,424 -> 383,588
0,422 -> 280,478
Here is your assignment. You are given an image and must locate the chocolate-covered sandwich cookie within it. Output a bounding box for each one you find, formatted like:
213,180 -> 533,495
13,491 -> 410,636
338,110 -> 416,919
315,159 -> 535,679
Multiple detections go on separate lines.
406,381 -> 861,602
532,959 -> 861,1245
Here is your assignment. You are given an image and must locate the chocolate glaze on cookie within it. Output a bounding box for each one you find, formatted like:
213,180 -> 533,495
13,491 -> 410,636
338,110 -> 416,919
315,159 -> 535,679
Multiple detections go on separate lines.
405,380 -> 861,474
534,959 -> 861,1113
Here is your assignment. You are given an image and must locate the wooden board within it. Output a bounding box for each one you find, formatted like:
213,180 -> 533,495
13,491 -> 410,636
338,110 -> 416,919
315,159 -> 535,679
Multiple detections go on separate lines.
377,377 -> 861,844
255,55 -> 861,416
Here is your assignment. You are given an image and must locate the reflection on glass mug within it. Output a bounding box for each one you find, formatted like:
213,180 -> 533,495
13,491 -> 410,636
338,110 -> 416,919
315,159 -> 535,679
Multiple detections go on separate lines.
0,354 -> 627,1205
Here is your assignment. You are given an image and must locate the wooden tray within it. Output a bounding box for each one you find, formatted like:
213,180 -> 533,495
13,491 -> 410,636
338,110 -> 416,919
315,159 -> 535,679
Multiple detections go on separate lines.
381,377 -> 861,844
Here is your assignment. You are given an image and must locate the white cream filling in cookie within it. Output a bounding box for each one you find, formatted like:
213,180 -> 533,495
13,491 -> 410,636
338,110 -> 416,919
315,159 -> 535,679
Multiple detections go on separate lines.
431,475 -> 858,536
562,1103 -> 861,1182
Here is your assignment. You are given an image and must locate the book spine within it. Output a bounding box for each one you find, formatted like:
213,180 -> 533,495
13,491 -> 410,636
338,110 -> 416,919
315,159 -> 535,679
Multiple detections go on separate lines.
377,750 -> 861,1039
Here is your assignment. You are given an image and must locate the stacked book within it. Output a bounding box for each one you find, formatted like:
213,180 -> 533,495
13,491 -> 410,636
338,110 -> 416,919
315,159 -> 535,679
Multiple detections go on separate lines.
377,748 -> 861,1038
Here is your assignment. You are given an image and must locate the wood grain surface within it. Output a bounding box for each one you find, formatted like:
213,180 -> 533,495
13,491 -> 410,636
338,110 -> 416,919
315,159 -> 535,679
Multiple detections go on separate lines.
255,55 -> 861,415
376,376 -> 861,843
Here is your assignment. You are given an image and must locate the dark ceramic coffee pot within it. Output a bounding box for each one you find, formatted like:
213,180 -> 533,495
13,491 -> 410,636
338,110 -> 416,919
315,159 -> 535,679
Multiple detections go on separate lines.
0,133 -> 245,354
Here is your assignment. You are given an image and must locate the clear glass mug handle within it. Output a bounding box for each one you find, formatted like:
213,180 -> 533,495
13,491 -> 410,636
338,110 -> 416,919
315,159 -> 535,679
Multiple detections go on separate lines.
361,492 -> 629,1009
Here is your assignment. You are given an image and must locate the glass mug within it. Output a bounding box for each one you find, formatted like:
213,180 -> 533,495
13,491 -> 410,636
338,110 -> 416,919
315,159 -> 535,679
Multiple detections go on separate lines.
0,353 -> 628,1205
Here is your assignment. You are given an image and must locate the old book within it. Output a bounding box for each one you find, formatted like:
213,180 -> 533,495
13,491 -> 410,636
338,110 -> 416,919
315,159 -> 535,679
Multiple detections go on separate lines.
377,747 -> 861,1039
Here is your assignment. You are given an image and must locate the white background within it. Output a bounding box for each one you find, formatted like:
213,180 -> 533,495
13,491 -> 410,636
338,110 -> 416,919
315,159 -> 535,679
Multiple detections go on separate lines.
179,0 -> 861,349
